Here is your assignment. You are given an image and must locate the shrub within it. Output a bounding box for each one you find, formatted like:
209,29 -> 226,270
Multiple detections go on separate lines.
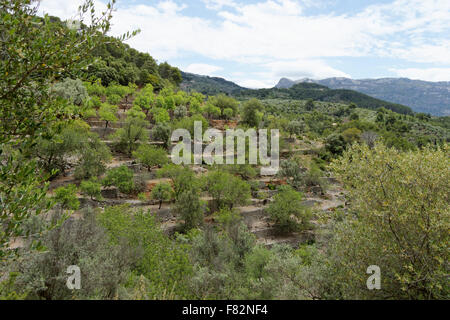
98,206 -> 192,298
98,103 -> 118,129
287,120 -> 306,138
158,164 -> 198,200
132,144 -> 168,171
175,188 -> 205,231
151,182 -> 173,209
107,93 -> 122,105
80,178 -> 103,201
110,116 -> 149,155
222,107 -> 234,119
102,166 -> 134,194
202,171 -> 251,209
53,184 -> 80,210
174,105 -> 187,119
241,99 -> 263,127
51,78 -> 89,106
266,185 -> 311,233
151,123 -> 172,148
74,135 -> 111,180
11,210 -> 133,299
328,143 -> 450,299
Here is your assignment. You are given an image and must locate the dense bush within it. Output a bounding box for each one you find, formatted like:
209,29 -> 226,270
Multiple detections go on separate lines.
102,166 -> 135,194
8,211 -> 134,300
80,178 -> 103,201
151,182 -> 173,209
202,170 -> 251,210
53,184 -> 79,211
266,185 -> 311,233
132,144 -> 168,170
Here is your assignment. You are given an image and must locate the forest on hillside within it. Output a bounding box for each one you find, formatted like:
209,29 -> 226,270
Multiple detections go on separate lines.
0,0 -> 448,301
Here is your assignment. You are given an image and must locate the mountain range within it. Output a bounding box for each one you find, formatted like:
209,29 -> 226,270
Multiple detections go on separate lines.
275,77 -> 450,116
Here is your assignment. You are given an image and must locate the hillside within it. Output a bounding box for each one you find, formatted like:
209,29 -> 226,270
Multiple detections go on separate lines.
2,0 -> 449,303
239,82 -> 414,115
180,71 -> 245,95
276,77 -> 450,116
180,73 -> 413,114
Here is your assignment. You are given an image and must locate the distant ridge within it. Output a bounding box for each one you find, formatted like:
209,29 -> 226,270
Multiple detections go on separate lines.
180,71 -> 245,95
180,72 -> 414,115
238,82 -> 413,115
275,77 -> 450,116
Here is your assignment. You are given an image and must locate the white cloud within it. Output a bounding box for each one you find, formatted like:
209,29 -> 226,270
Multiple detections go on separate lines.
38,0 -> 87,19
389,68 -> 450,82
38,0 -> 450,86
185,63 -> 223,75
202,0 -> 237,10
228,59 -> 351,88
157,0 -> 187,13
264,59 -> 351,80
390,41 -> 450,65
233,78 -> 274,89
104,0 -> 449,63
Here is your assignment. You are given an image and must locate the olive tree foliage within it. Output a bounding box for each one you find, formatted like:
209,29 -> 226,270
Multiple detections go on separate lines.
110,108 -> 149,155
361,131 -> 378,148
132,144 -> 168,170
98,205 -> 192,299
8,211 -> 134,300
287,120 -> 306,138
266,185 -> 311,234
151,182 -> 173,209
278,159 -> 303,189
34,121 -> 89,174
33,120 -> 111,178
157,164 -> 198,200
174,105 -> 187,119
73,133 -> 112,180
175,188 -> 206,231
53,184 -> 80,211
0,0 -> 137,259
151,123 -> 172,148
241,99 -> 263,128
51,78 -> 89,106
328,143 -> 449,299
202,171 -> 251,210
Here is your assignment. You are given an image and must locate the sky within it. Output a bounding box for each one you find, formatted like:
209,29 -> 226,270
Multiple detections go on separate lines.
39,0 -> 450,88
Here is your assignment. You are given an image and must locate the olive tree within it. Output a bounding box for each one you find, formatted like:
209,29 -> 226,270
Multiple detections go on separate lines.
132,144 -> 168,171
328,143 -> 449,299
265,185 -> 311,234
203,171 -> 251,210
175,188 -> 206,231
151,182 -> 173,209
0,0 -> 136,259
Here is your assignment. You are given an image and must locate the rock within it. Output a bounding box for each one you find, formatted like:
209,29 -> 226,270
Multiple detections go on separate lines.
192,166 -> 207,174
159,208 -> 174,220
101,187 -> 118,199
325,177 -> 339,184
127,163 -> 142,173
301,199 -> 320,207
79,197 -> 97,208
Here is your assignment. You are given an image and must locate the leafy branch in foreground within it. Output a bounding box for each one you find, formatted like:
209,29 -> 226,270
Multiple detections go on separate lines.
0,0 -> 137,260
